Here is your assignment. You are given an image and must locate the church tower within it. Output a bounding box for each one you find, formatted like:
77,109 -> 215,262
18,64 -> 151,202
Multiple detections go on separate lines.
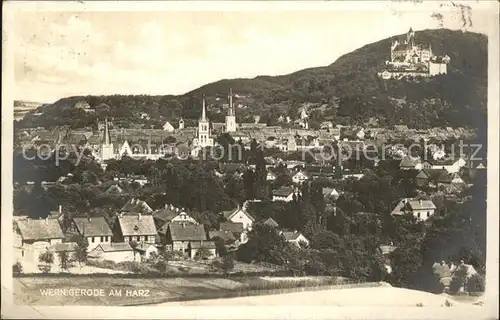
225,88 -> 237,133
100,117 -> 114,161
407,27 -> 415,48
196,96 -> 214,148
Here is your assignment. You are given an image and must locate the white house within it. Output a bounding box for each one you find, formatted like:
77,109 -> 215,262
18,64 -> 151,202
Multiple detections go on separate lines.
67,217 -> 113,251
423,158 -> 466,174
134,242 -> 158,260
163,121 -> 175,132
391,198 -> 437,221
281,231 -> 310,248
272,186 -> 297,202
292,170 -> 310,184
13,218 -> 64,272
88,242 -> 137,262
221,207 -> 255,231
266,171 -> 277,181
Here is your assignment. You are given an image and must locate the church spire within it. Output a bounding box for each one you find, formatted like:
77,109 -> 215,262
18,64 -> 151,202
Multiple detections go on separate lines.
103,117 -> 111,144
229,88 -> 234,116
201,95 -> 207,121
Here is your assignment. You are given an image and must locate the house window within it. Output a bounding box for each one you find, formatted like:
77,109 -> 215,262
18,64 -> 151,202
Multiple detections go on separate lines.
417,213 -> 421,218
427,212 -> 430,217
91,237 -> 95,243
22,250 -> 24,257
100,236 -> 104,242
136,236 -> 140,242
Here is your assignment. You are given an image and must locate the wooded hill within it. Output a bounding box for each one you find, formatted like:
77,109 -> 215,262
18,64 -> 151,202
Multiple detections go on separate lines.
17,29 -> 487,133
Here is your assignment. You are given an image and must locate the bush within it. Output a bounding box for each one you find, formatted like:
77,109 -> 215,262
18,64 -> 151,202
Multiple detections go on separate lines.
467,274 -> 485,292
86,259 -> 117,270
13,262 -> 23,275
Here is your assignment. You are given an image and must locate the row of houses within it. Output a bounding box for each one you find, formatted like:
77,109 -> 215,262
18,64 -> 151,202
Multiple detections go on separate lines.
13,198 -> 311,271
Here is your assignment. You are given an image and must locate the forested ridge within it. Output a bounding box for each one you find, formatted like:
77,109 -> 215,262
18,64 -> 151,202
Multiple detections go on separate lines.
17,29 -> 487,131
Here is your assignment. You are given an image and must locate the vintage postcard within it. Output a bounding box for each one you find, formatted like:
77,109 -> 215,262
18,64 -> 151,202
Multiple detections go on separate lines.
1,1 -> 499,319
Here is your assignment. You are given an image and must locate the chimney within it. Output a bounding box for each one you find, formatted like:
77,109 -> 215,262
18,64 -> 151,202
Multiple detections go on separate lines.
45,217 -> 48,225
419,199 -> 423,205
58,205 -> 62,214
182,222 -> 186,228
170,204 -> 174,210
138,212 -> 142,220
165,204 -> 168,209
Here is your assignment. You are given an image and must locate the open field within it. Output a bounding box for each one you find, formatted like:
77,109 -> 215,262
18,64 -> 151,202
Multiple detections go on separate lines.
14,275 -> 366,306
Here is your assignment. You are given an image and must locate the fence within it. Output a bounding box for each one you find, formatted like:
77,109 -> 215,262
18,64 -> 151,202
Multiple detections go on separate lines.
123,279 -> 386,306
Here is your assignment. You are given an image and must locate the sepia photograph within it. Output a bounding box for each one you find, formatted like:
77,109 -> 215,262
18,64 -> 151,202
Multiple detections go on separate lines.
1,1 -> 498,319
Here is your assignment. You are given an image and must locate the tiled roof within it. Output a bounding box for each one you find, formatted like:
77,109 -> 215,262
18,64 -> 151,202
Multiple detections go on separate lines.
282,231 -> 305,241
379,245 -> 397,255
168,224 -> 207,241
221,208 -> 255,222
419,169 -> 448,180
117,214 -> 157,236
272,186 -> 295,197
208,230 -> 236,242
190,241 -> 216,249
120,198 -> 153,214
15,219 -> 64,240
153,206 -> 185,223
96,242 -> 133,252
73,217 -> 113,237
406,199 -> 436,211
220,222 -> 244,234
262,217 -> 279,228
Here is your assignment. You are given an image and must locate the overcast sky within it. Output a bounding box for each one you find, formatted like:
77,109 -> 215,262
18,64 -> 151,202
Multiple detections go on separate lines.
12,1 -> 493,103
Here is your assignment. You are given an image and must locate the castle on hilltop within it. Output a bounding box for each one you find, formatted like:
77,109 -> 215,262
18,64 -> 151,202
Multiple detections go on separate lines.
378,28 -> 451,80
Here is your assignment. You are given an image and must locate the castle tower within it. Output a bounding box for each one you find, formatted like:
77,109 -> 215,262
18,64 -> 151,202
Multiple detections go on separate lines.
178,118 -> 185,130
196,95 -> 214,148
225,88 -> 237,133
100,117 -> 114,161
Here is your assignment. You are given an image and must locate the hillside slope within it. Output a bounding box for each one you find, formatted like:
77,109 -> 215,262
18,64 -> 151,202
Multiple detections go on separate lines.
17,29 -> 487,131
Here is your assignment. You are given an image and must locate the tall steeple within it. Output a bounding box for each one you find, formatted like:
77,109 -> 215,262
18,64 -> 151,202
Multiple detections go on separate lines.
229,88 -> 234,116
225,88 -> 237,133
100,117 -> 114,162
103,117 -> 111,144
201,95 -> 207,121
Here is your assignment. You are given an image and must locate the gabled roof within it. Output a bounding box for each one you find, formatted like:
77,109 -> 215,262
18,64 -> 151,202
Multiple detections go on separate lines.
272,186 -> 295,197
282,231 -> 307,242
418,169 -> 448,180
120,198 -> 153,214
96,242 -> 133,252
379,245 -> 397,255
322,187 -> 339,197
15,219 -> 64,240
220,222 -> 245,234
117,214 -> 157,236
168,224 -> 207,241
262,217 -> 279,228
405,199 -> 436,211
153,206 -> 187,223
104,184 -> 124,194
73,217 -> 113,237
208,230 -> 236,242
222,207 -> 255,222
190,241 -> 216,249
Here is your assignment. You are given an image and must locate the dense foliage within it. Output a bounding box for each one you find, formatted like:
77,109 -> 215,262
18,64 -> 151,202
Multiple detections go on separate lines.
17,29 -> 487,130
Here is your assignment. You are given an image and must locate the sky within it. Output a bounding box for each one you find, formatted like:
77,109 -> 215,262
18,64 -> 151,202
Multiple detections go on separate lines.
11,1 -> 494,103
